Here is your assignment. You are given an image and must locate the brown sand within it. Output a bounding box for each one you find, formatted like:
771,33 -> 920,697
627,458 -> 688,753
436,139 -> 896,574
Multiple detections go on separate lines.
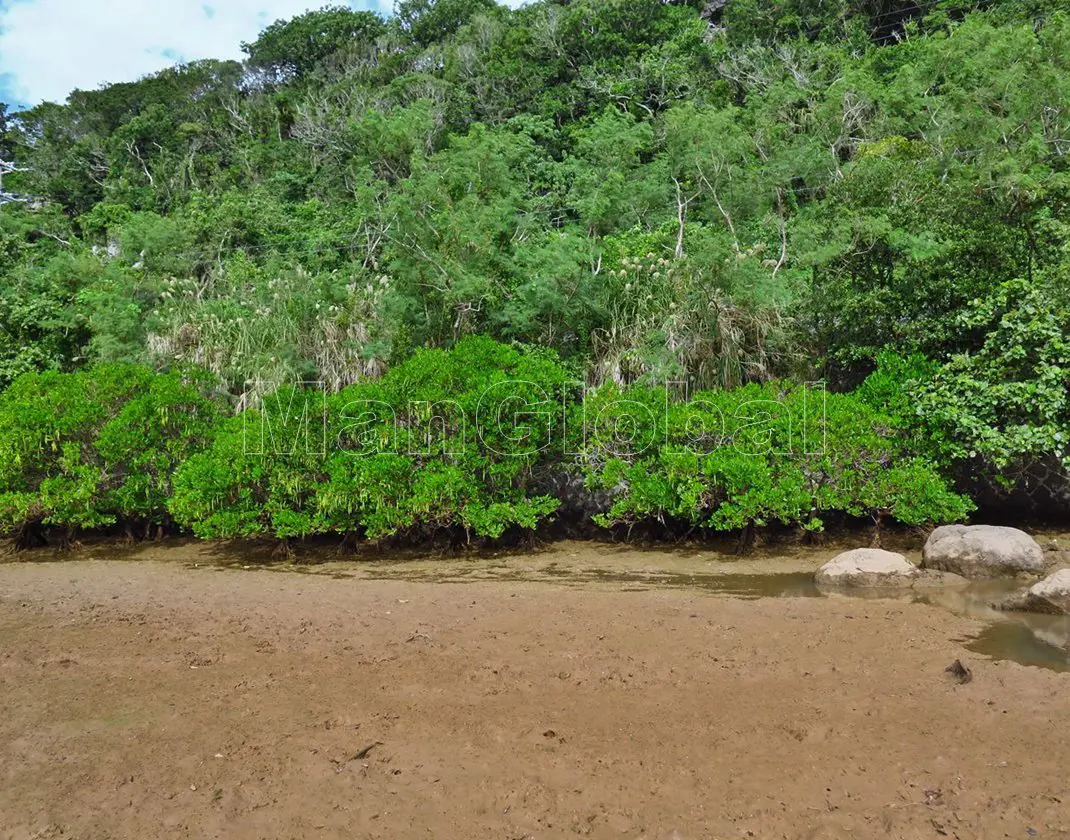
1,545 -> 1068,839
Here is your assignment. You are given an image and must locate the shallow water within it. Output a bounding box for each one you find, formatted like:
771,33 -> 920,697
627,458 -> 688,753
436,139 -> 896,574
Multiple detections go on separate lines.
364,562 -> 824,598
963,621 -> 1070,670
295,540 -> 1070,673
38,531 -> 1070,672
912,580 -> 1070,672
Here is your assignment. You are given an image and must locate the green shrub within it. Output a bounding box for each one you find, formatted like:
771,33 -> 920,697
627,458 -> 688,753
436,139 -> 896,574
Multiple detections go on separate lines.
0,340 -> 978,550
0,364 -> 222,546
857,276 -> 1070,509
913,276 -> 1070,501
576,381 -> 973,536
169,337 -> 571,544
856,350 -> 940,423
168,384 -> 332,542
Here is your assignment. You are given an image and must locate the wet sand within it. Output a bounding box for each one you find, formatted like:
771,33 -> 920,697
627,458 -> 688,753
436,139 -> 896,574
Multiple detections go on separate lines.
1,540 -> 1069,838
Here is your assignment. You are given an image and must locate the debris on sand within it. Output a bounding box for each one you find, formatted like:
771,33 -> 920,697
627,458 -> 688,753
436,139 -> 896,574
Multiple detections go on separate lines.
945,659 -> 973,684
354,741 -> 383,760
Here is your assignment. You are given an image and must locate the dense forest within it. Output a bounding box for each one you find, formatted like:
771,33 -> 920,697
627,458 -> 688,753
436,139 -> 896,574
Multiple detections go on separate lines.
0,0 -> 1068,551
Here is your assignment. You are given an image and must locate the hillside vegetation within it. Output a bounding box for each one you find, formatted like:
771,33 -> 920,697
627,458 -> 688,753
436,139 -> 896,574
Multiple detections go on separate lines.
0,0 -> 1067,547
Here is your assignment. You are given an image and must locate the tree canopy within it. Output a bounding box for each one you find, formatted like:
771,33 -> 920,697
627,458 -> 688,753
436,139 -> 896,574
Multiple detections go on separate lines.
241,7 -> 387,81
1,0 -> 1068,540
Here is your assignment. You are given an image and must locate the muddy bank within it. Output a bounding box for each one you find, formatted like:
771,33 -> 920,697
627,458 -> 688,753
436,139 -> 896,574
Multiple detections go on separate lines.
15,533 -> 1070,670
6,534 -> 1070,670
2,549 -> 1070,839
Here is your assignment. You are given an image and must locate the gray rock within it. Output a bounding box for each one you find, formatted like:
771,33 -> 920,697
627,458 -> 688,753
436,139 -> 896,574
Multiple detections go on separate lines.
922,525 -> 1046,578
911,569 -> 970,588
996,568 -> 1070,615
815,548 -> 919,588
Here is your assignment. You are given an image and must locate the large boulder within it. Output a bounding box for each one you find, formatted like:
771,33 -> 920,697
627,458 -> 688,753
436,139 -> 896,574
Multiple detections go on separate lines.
922,525 -> 1046,578
815,548 -> 919,588
997,569 -> 1070,615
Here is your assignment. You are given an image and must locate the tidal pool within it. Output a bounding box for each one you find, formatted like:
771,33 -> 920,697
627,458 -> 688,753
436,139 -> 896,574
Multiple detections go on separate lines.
186,533 -> 1070,672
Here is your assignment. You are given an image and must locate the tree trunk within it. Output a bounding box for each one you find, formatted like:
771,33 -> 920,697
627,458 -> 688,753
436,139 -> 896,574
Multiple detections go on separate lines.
272,538 -> 295,562
57,527 -> 81,552
337,530 -> 362,555
870,512 -> 886,548
11,522 -> 48,552
736,521 -> 757,554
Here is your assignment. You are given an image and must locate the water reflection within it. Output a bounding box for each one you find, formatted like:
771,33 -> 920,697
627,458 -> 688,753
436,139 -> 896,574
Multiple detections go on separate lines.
912,580 -> 1070,672
361,563 -> 823,599
963,620 -> 1070,671
193,537 -> 1070,673
354,560 -> 1070,670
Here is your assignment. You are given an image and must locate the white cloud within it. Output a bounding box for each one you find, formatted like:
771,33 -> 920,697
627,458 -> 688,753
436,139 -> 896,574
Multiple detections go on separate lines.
0,0 -> 395,106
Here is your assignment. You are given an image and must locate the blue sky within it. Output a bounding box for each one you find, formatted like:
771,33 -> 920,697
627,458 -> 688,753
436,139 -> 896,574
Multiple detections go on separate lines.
0,0 -> 403,109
